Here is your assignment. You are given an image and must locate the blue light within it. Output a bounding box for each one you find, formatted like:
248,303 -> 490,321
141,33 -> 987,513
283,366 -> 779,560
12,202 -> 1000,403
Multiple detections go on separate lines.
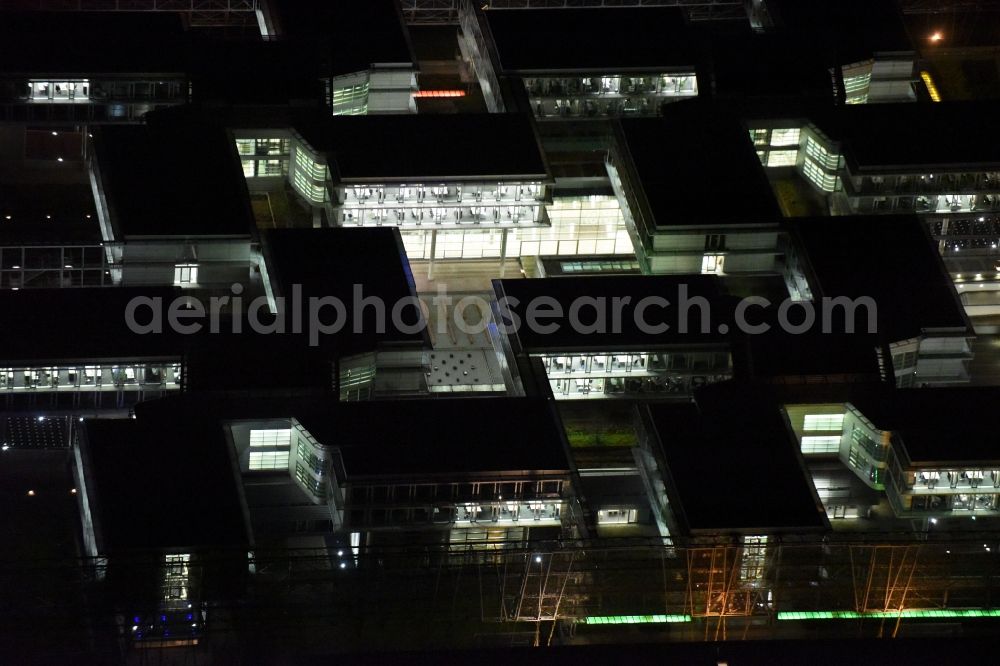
133,616 -> 140,623
160,615 -> 167,622
186,613 -> 193,620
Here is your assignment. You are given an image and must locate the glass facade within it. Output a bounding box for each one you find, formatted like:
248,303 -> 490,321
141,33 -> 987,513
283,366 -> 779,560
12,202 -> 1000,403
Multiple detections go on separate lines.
801,436 -> 841,454
399,195 -> 631,260
248,428 -> 292,471
291,148 -> 328,204
237,138 -> 291,180
335,182 -> 547,228
749,127 -> 801,168
765,150 -> 798,167
558,259 -> 641,274
5,78 -> 185,123
346,478 -> 565,531
0,363 -> 182,392
331,81 -> 370,116
1,245 -> 112,290
522,73 -> 697,119
538,350 -> 732,399
803,414 -> 845,431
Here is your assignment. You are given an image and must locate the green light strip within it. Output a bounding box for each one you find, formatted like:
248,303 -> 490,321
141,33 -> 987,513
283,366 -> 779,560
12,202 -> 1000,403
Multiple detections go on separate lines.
778,609 -> 1000,621
582,614 -> 692,625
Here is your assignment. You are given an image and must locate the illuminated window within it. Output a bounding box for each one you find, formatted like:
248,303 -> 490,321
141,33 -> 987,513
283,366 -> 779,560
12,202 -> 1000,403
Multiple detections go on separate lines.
259,138 -> 287,155
749,129 -> 770,146
739,536 -> 768,585
235,139 -> 255,156
844,72 -> 872,102
332,82 -> 370,116
804,137 -> 840,170
259,159 -> 284,177
294,149 -> 327,182
163,553 -> 190,602
248,428 -> 291,471
701,253 -> 724,275
766,150 -> 798,167
803,158 -> 839,192
173,264 -> 198,286
803,414 -> 845,431
801,436 -> 842,454
770,128 -> 801,147
293,170 -> 326,204
597,508 -> 638,524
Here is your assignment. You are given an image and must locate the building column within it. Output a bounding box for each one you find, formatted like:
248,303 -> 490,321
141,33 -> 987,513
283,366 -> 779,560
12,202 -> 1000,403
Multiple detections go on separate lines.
428,229 -> 437,280
499,228 -> 509,278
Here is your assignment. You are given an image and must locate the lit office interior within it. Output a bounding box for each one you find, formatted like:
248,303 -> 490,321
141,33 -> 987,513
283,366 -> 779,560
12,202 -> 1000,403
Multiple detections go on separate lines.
454,499 -> 563,527
888,463 -> 1000,515
334,181 -> 548,227
750,125 -> 844,194
237,137 -> 291,179
842,63 -> 873,104
538,350 -> 732,399
328,69 -> 417,116
0,363 -> 182,391
233,422 -> 338,505
131,552 -> 202,646
845,170 -> 1000,216
25,78 -> 183,104
347,477 -> 566,532
523,74 -> 697,119
26,79 -> 90,102
399,195 -> 632,260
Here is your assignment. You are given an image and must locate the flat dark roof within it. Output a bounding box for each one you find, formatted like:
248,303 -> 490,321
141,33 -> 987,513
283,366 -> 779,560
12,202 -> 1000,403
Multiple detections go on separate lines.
133,394 -> 571,478
483,7 -> 697,72
95,121 -> 254,238
705,31 -> 839,103
647,382 -> 828,533
851,387 -> 1000,465
82,417 -> 248,552
0,12 -> 188,75
493,275 -> 736,352
0,183 -> 100,245
299,398 -> 570,478
810,101 -> 1000,171
262,228 -> 427,350
0,287 -> 187,365
168,230 -> 429,391
188,39 -> 325,106
742,329 -> 884,382
182,333 -> 339,393
790,216 -> 969,342
268,0 -> 414,73
618,104 -> 781,228
763,0 -> 912,60
295,114 -> 549,182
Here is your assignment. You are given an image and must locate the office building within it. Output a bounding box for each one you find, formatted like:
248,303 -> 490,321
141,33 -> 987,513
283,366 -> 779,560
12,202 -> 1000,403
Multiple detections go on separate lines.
460,4 -> 700,118
0,12 -> 189,123
750,0 -> 917,103
607,104 -> 783,275
6,0 -> 1000,660
256,0 -> 419,115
